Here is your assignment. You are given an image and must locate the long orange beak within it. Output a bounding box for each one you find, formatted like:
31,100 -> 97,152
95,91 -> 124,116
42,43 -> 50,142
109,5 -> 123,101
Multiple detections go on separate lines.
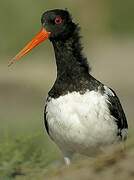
8,28 -> 51,66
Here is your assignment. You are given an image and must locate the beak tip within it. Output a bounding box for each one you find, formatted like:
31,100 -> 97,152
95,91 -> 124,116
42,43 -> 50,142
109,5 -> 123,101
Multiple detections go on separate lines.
8,59 -> 15,67
8,28 -> 50,67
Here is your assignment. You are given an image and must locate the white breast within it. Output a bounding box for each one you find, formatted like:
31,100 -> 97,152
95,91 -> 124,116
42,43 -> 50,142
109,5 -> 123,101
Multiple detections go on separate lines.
46,90 -> 118,155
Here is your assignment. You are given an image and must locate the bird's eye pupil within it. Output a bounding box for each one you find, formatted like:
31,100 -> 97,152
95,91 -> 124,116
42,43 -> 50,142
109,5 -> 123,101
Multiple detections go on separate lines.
55,16 -> 63,24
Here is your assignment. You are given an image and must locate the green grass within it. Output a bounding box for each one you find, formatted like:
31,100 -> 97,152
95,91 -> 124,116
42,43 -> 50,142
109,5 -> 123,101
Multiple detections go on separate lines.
0,134 -> 60,179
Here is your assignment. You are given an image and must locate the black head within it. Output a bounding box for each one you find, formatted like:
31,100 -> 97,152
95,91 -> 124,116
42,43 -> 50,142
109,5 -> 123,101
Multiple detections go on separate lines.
8,9 -> 78,66
41,9 -> 76,41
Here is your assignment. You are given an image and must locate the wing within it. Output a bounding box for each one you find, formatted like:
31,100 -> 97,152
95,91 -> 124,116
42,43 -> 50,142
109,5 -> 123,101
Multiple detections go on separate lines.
104,86 -> 128,141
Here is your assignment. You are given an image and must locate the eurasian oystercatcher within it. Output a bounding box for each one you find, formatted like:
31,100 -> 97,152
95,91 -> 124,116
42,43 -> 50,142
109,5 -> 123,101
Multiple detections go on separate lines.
9,9 -> 128,165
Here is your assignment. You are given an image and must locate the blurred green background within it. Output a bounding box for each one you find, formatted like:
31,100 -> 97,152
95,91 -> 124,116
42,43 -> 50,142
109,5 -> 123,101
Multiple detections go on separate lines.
0,0 -> 134,179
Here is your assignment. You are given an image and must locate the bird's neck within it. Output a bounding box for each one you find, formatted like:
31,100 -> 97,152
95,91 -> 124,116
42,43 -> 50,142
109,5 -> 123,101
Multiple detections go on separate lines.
51,27 -> 90,78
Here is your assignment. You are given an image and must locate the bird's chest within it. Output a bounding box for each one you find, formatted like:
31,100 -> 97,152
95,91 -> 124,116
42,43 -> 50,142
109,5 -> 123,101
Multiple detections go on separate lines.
45,91 -> 118,151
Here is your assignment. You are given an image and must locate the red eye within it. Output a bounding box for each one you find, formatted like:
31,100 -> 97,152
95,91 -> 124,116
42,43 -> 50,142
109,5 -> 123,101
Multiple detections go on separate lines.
55,16 -> 63,25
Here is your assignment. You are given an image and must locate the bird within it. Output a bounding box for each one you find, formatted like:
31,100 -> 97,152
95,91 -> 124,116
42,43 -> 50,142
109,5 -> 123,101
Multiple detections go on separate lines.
9,9 -> 128,165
